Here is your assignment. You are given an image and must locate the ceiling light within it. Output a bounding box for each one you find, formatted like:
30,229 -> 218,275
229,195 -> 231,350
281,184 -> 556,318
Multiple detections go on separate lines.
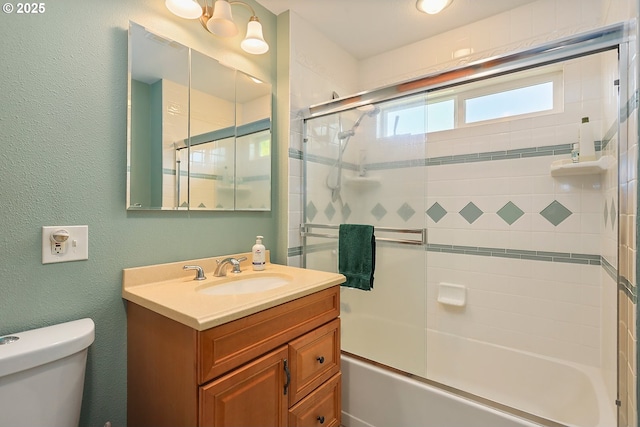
167,0 -> 269,55
416,0 -> 453,14
165,0 -> 203,19
452,47 -> 473,58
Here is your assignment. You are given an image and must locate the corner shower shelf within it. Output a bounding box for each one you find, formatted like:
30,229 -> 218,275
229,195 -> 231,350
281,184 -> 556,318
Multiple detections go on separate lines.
550,155 -> 614,177
343,176 -> 381,190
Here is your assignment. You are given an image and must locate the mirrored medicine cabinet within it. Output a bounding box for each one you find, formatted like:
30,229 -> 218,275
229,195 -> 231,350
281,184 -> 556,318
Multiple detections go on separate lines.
127,22 -> 272,211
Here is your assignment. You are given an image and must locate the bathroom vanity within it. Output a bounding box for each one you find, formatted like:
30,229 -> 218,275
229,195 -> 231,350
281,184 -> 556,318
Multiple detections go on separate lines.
123,254 -> 345,427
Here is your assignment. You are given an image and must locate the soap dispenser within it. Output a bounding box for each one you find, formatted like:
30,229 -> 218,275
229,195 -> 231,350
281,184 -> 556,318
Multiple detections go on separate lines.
252,236 -> 266,271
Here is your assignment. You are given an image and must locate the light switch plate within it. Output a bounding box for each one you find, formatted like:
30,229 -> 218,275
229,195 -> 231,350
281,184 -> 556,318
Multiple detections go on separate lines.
42,225 -> 89,264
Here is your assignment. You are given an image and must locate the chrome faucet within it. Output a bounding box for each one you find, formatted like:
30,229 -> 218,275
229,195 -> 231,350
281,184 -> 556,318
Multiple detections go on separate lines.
214,257 -> 247,277
183,265 -> 206,281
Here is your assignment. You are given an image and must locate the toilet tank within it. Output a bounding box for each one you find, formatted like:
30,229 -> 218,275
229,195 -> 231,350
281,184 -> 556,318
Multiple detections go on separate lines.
0,318 -> 95,427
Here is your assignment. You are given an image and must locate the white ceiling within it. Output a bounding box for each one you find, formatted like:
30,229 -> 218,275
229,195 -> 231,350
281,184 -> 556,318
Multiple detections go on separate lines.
256,0 -> 538,59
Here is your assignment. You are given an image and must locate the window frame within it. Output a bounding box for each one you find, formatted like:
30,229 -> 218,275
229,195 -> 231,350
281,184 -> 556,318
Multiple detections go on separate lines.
456,70 -> 564,127
376,68 -> 564,137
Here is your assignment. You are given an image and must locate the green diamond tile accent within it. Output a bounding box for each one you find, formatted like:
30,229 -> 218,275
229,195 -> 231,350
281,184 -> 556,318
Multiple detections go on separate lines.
306,201 -> 318,222
610,198 -> 616,230
540,200 -> 572,226
426,202 -> 447,223
371,203 -> 388,221
198,203 -> 206,208
603,200 -> 608,228
324,203 -> 336,221
460,202 -> 483,224
180,201 -> 189,207
497,201 -> 524,225
397,203 -> 416,222
342,204 -> 352,221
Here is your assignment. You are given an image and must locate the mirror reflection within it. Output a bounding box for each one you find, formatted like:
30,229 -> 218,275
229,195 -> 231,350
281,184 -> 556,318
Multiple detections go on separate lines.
127,22 -> 272,211
188,51 -> 237,210
128,22 -> 189,210
235,71 -> 272,210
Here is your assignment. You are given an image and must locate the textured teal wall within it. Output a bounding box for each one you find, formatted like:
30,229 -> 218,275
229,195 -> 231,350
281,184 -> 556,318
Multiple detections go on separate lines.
0,0 -> 278,426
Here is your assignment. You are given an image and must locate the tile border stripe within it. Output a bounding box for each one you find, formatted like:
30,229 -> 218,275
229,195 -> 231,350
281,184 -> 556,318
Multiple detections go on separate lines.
426,243 -> 601,265
290,243 -> 604,267
288,243 -> 635,299
293,142 -> 603,171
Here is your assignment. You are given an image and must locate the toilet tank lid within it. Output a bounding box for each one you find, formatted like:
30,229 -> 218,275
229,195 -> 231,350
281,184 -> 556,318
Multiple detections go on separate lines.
0,318 -> 95,377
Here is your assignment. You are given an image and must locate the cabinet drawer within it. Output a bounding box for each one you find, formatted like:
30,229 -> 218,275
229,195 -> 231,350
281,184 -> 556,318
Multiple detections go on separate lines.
198,286 -> 339,384
289,373 -> 341,427
288,318 -> 340,405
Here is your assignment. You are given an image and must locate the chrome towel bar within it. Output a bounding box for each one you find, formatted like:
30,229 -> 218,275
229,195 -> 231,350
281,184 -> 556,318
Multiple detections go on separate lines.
301,223 -> 426,246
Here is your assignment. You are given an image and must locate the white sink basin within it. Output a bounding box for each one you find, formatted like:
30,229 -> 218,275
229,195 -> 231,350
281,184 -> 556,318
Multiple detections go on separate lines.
197,274 -> 292,296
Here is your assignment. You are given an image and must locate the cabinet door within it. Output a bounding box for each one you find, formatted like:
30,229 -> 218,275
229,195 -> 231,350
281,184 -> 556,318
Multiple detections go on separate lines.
200,346 -> 288,427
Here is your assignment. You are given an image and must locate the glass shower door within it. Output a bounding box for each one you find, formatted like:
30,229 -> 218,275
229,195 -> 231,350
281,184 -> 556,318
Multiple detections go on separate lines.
423,51 -> 619,427
303,95 -> 429,378
301,33 -> 622,427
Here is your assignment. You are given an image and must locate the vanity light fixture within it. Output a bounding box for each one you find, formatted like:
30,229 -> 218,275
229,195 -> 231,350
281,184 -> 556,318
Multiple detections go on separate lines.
165,0 -> 269,55
165,0 -> 203,19
416,0 -> 453,14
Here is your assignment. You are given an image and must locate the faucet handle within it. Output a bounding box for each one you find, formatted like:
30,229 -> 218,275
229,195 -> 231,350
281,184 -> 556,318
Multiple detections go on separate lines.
215,256 -> 247,265
232,257 -> 248,273
183,265 -> 206,281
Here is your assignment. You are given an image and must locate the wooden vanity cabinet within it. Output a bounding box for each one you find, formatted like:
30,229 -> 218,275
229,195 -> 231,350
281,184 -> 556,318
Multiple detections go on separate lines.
127,285 -> 341,427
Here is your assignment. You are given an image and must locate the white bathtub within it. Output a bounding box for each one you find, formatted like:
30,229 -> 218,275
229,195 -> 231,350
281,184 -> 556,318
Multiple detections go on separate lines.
425,331 -> 615,427
342,354 -> 542,427
341,331 -> 616,427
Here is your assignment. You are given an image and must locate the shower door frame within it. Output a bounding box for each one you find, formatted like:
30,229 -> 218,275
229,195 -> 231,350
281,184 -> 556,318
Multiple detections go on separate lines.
300,21 -> 632,426
302,23 -> 626,119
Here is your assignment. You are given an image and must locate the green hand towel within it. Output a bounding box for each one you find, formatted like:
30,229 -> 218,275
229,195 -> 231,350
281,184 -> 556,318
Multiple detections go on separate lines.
339,224 -> 376,291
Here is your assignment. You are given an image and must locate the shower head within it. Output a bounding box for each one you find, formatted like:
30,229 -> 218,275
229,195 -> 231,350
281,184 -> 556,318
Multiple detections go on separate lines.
355,105 -> 381,125
329,103 -> 381,201
338,105 -> 381,140
358,104 -> 381,117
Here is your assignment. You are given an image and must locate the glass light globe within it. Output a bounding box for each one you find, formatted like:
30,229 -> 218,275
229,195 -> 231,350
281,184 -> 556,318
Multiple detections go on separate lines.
207,0 -> 238,37
241,19 -> 269,54
416,0 -> 453,14
165,0 -> 202,19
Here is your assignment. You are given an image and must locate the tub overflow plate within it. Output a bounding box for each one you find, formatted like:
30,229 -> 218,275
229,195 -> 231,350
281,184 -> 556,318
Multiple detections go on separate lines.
0,336 -> 19,345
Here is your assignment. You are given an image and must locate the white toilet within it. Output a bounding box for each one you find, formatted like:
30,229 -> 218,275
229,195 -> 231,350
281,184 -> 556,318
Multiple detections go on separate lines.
0,318 -> 95,427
